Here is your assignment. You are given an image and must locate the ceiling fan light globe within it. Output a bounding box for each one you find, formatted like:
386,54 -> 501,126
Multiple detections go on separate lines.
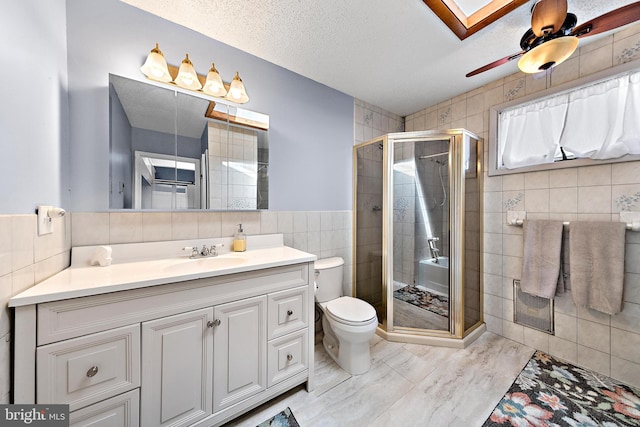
518,36 -> 578,73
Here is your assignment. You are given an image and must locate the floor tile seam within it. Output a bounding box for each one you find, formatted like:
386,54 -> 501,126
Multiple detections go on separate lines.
381,357 -> 434,385
367,381 -> 419,425
311,375 -> 352,398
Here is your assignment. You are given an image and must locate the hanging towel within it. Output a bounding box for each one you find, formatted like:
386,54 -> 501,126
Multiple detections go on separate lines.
556,227 -> 571,293
570,221 -> 627,315
520,220 -> 565,298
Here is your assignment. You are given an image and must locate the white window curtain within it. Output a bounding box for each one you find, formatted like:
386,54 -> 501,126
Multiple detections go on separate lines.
498,94 -> 568,169
559,72 -> 640,159
622,71 -> 640,153
497,70 -> 640,169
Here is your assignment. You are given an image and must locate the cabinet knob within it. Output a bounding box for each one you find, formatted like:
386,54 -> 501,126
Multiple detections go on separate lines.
287,310 -> 293,316
287,354 -> 293,361
207,319 -> 221,328
86,366 -> 99,378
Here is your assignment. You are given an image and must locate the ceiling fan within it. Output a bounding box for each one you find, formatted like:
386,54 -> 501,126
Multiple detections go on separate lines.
466,0 -> 640,77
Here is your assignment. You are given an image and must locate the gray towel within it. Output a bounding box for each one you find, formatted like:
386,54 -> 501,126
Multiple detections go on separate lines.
557,227 -> 571,293
520,220 -> 564,298
570,221 -> 627,315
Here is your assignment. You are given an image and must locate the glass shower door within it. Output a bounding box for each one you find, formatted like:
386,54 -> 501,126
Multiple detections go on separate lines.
391,138 -> 451,331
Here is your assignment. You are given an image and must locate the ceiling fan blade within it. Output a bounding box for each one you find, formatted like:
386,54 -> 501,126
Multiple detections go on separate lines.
531,0 -> 568,37
571,2 -> 640,38
466,52 -> 525,77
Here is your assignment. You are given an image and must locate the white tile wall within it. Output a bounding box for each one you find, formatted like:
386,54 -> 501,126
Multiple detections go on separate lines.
354,99 -> 404,145
72,210 -> 353,295
0,214 -> 71,403
406,22 -> 640,388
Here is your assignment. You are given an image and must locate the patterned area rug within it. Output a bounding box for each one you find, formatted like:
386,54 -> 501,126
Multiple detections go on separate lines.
257,407 -> 300,427
484,350 -> 640,426
393,286 -> 449,317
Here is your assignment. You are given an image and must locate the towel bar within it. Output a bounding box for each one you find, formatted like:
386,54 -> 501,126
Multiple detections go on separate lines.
506,210 -> 640,231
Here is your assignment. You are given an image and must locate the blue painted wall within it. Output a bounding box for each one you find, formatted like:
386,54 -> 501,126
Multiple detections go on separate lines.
0,0 -> 70,214
66,0 -> 354,212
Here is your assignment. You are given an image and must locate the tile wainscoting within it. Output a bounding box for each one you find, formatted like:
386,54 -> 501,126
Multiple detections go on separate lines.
0,214 -> 71,403
0,210 -> 352,404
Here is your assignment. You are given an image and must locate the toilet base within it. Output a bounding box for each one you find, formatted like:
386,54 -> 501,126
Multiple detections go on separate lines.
321,314 -> 376,375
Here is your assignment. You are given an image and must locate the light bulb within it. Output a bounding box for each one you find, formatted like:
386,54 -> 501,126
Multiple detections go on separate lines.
226,72 -> 249,103
203,63 -> 227,97
175,53 -> 202,90
140,43 -> 172,83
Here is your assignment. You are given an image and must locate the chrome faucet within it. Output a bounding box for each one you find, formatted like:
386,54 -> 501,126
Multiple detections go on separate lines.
427,237 -> 440,263
182,244 -> 225,259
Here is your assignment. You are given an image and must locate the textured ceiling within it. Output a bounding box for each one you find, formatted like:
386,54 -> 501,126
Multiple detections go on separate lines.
111,74 -> 209,139
122,0 -> 637,116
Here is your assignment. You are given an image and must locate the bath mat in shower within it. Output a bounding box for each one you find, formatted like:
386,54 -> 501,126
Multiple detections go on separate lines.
257,407 -> 300,427
393,286 -> 449,317
483,350 -> 640,427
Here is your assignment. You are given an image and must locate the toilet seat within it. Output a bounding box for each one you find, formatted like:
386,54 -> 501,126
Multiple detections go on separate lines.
325,296 -> 376,326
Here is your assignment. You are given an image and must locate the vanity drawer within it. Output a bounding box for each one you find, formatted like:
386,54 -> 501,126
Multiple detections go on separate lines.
37,324 -> 140,411
267,286 -> 308,339
267,329 -> 308,387
69,389 -> 139,427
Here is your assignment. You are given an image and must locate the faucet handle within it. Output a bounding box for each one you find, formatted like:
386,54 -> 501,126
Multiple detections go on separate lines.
209,244 -> 224,256
428,237 -> 440,242
183,246 -> 199,258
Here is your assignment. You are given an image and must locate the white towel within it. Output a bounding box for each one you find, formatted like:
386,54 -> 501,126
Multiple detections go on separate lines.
520,220 -> 564,299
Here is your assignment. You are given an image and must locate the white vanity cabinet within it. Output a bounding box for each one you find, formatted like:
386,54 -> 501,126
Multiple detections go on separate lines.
12,255 -> 315,427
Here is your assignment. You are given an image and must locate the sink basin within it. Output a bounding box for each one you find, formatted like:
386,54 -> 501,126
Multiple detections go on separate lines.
163,255 -> 247,273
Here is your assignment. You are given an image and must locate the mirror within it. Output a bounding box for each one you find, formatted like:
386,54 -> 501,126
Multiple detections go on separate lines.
109,74 -> 269,210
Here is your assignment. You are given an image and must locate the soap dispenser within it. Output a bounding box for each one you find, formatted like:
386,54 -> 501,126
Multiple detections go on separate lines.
233,224 -> 246,252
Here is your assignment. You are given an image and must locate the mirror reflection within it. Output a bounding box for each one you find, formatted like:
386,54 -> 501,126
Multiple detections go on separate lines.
109,74 -> 269,210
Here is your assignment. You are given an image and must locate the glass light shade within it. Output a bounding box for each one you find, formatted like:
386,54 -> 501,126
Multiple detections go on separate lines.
140,43 -> 172,83
175,54 -> 202,90
203,63 -> 227,97
518,36 -> 579,74
226,72 -> 249,103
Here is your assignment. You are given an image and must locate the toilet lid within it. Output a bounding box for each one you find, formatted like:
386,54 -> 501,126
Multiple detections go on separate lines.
326,296 -> 376,323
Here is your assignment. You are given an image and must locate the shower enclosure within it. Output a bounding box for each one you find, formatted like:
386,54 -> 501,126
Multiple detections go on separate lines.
353,129 -> 483,344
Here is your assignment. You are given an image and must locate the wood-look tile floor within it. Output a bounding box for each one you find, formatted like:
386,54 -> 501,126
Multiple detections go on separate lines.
224,332 -> 535,427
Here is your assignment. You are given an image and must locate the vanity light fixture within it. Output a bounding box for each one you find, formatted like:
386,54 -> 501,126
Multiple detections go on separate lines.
175,54 -> 202,90
203,63 -> 227,97
517,36 -> 579,74
140,43 -> 172,83
140,43 -> 249,103
226,72 -> 249,103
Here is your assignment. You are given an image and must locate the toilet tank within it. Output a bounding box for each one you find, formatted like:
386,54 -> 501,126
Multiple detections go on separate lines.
314,257 -> 345,303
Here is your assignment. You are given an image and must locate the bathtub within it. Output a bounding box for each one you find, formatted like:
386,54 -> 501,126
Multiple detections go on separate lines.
418,257 -> 449,296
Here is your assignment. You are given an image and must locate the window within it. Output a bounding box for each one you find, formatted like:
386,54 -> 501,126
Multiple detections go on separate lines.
489,61 -> 640,176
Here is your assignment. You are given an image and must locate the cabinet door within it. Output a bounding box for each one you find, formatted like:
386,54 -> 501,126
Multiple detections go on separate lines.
213,296 -> 267,413
141,308 -> 213,427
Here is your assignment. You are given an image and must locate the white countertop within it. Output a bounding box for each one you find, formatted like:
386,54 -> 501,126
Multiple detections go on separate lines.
9,236 -> 316,307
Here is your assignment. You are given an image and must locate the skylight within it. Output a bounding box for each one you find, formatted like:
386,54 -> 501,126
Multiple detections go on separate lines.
423,0 -> 529,40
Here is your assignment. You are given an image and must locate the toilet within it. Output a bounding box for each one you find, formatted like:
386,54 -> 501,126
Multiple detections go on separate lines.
315,257 -> 378,375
